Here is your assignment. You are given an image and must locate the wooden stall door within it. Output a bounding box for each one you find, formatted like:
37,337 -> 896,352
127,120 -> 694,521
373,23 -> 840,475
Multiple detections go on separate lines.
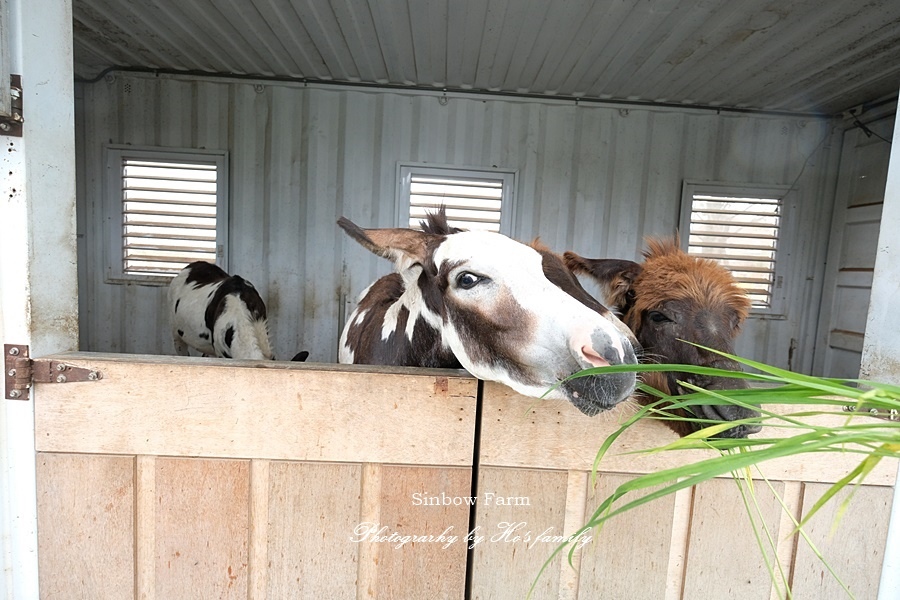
471,382 -> 896,600
33,353 -> 478,600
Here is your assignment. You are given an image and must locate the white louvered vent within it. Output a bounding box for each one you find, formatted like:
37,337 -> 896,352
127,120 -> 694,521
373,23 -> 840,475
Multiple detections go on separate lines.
408,174 -> 504,232
687,192 -> 782,308
120,158 -> 219,277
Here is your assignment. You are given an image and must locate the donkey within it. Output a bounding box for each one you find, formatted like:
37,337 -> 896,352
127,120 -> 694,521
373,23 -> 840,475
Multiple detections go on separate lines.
169,261 -> 308,362
338,214 -> 640,417
564,238 -> 762,438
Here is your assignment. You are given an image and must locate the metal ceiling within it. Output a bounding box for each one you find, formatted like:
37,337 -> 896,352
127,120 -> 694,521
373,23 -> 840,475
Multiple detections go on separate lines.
72,0 -> 900,116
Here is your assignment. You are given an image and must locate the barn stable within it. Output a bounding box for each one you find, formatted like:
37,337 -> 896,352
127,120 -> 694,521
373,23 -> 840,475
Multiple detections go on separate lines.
2,0 -> 900,598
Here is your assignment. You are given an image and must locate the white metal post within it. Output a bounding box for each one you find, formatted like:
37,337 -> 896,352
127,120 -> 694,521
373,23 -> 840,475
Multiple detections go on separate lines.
860,92 -> 900,599
0,0 -> 77,598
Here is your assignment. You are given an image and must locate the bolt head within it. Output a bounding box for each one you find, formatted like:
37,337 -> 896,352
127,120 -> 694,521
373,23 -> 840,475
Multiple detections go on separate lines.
56,374 -> 67,383
8,347 -> 19,356
9,389 -> 21,398
7,369 -> 15,377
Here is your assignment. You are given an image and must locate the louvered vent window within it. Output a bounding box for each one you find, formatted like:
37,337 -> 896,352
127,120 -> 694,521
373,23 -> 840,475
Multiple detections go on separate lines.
401,166 -> 515,234
686,190 -> 783,309
107,147 -> 228,282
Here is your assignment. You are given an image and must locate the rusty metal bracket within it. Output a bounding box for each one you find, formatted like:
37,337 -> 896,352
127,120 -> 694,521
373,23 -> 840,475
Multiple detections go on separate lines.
0,75 -> 23,137
5,344 -> 102,400
5,344 -> 31,400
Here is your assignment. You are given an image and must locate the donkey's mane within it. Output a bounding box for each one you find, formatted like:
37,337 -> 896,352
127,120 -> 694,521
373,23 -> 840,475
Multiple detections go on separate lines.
418,208 -> 462,236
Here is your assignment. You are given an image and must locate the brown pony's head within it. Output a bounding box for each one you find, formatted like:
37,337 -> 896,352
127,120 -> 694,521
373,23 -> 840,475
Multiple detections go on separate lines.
564,238 -> 761,438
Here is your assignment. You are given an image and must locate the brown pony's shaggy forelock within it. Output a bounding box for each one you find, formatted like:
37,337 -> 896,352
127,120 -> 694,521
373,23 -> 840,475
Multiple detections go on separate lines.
625,237 -> 751,334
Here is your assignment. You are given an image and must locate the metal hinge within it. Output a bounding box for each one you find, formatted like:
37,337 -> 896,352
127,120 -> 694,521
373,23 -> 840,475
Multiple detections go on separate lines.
842,404 -> 900,422
0,75 -> 24,137
4,344 -> 102,400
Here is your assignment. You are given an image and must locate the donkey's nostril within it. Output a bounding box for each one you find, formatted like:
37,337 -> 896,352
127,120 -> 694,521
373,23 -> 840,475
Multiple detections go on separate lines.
581,345 -> 610,368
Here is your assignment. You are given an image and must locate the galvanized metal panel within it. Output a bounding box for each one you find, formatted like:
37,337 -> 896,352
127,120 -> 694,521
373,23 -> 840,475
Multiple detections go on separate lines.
77,73 -> 841,371
71,0 -> 900,115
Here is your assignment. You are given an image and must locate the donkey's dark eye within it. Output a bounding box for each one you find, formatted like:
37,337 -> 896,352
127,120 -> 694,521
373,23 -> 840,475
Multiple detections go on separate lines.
648,311 -> 671,323
456,272 -> 485,290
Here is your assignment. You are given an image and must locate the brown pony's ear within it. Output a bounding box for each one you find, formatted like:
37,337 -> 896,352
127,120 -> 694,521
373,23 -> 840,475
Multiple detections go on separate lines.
338,217 -> 434,268
563,252 -> 642,313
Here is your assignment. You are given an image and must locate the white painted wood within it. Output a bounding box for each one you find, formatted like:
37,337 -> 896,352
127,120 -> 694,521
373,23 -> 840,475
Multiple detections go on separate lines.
76,73 -> 841,372
880,462 -> 900,600
861,105 -> 900,382
0,0 -> 9,118
861,90 -> 900,600
0,1 -> 77,598
814,110 -> 893,378
0,131 -> 31,598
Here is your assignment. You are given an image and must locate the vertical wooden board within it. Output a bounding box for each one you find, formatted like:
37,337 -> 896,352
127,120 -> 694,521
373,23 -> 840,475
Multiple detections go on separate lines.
470,467 -> 569,600
265,462 -> 362,598
849,137 -> 890,207
791,483 -> 893,600
682,478 -> 786,600
153,458 -> 250,600
578,472 -> 678,600
373,465 -> 471,599
36,453 -> 135,600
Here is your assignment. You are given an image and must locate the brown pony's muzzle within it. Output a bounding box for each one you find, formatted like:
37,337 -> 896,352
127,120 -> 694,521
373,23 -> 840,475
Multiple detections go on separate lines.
679,370 -> 762,438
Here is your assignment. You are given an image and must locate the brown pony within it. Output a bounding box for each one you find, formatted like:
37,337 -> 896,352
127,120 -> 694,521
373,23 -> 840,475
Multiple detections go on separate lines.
565,238 -> 762,438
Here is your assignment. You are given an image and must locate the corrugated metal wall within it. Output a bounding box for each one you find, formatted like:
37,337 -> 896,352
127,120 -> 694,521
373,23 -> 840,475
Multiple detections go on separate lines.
75,72 -> 842,371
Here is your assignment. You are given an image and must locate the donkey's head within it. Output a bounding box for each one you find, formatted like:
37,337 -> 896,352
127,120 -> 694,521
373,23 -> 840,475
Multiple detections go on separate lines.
339,217 -> 639,416
565,238 -> 761,437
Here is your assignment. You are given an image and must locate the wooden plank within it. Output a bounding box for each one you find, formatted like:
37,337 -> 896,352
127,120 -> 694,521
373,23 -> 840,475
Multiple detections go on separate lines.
373,466 -> 471,599
682,478 -> 786,600
791,483 -> 893,600
265,461 -> 362,598
248,459 -> 270,600
841,220 -> 881,269
135,455 -> 157,600
835,268 -> 874,289
34,354 -> 478,465
357,463 -> 383,600
578,472 -> 677,600
153,458 -> 250,600
665,488 -> 695,600
470,467 -> 569,600
558,471 -> 589,600
828,329 -> 865,353
479,382 -> 898,485
770,482 -> 803,600
36,453 -> 135,600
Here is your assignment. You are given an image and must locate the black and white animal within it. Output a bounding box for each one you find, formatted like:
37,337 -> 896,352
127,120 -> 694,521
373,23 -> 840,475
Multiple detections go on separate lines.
168,261 -> 305,361
337,212 -> 640,416
565,239 -> 761,438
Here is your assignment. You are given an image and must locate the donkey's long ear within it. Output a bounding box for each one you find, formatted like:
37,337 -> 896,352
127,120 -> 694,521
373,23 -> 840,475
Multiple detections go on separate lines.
338,217 -> 433,268
563,252 -> 642,313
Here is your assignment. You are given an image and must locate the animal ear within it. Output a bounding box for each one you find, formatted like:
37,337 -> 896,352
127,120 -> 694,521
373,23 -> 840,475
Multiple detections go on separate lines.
563,252 -> 642,311
338,217 -> 433,267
